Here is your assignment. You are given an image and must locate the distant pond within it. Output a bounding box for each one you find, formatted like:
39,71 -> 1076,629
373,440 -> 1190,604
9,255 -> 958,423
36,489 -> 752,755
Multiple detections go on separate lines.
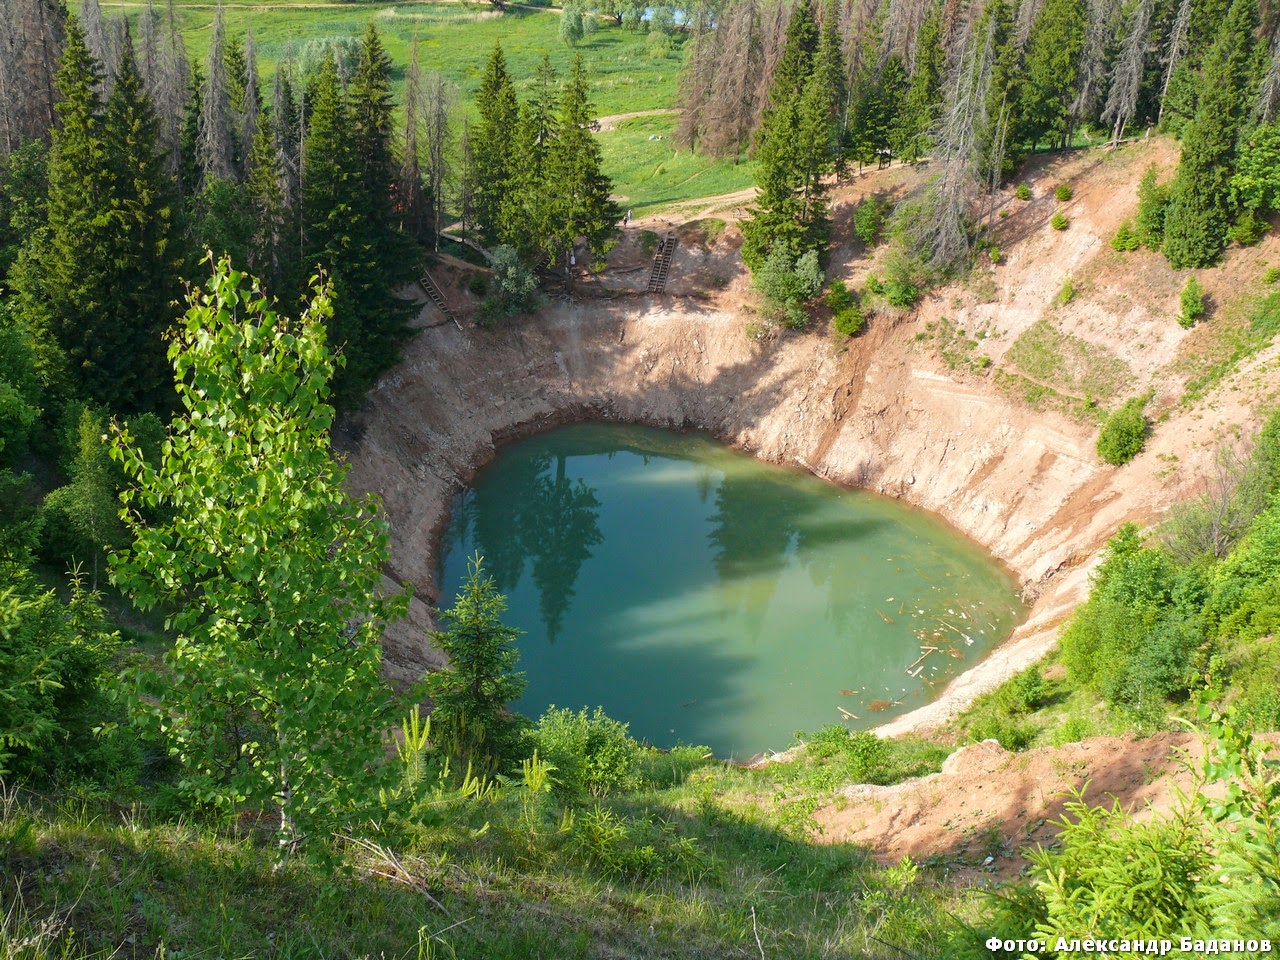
437,424 -> 1025,759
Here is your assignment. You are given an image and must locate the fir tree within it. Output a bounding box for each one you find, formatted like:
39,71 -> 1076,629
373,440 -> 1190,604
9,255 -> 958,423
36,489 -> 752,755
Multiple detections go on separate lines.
14,17 -> 176,412
471,43 -> 519,243
245,122 -> 291,296
302,52 -> 412,408
1020,0 -> 1086,150
500,56 -> 558,263
767,0 -> 819,109
1162,0 -> 1258,267
544,55 -> 620,272
894,6 -> 944,162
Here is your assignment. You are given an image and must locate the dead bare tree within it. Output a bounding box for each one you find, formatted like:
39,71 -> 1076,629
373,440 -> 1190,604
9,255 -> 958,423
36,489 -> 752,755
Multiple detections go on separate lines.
700,0 -> 765,157
914,0 -> 992,271
240,29 -> 261,176
399,40 -> 427,241
1101,0 -> 1153,144
0,0 -> 65,155
423,69 -> 455,252
1069,0 -> 1121,142
199,4 -> 235,185
1254,28 -> 1280,124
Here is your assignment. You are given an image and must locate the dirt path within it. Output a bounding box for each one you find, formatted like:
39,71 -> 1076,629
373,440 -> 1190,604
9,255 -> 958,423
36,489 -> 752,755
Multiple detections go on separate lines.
812,733 -> 1279,884
595,109 -> 680,132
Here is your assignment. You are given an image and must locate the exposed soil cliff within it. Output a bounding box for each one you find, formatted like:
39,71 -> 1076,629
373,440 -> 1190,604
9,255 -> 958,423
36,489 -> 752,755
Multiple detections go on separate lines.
341,138 -> 1280,736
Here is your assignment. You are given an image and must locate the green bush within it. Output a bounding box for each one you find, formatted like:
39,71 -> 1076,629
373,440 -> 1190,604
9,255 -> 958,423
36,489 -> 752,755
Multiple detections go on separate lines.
995,667 -> 1046,715
853,199 -> 885,247
468,273 -> 488,296
755,247 -> 824,328
825,279 -> 866,336
1228,211 -> 1269,246
967,714 -> 1036,751
1135,165 -> 1170,249
1265,266 -> 1280,284
478,245 -> 539,325
1015,183 -> 1031,200
988,245 -> 1002,264
1054,183 -> 1073,202
1179,276 -> 1206,328
799,725 -> 890,783
1110,220 -> 1141,251
525,706 -> 640,800
1050,714 -> 1096,745
1050,212 -> 1069,231
1057,274 -> 1076,305
1096,394 -> 1149,465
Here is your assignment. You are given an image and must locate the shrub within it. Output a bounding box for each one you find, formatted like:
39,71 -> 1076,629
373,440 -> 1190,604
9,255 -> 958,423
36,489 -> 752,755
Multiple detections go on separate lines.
825,279 -> 866,336
1051,714 -> 1096,745
995,667 -> 1046,715
1050,212 -> 1069,231
988,246 -> 1003,264
1015,183 -> 1031,200
854,199 -> 884,247
525,706 -> 640,800
1135,165 -> 1170,249
1111,220 -> 1141,251
1055,183 -> 1073,202
478,245 -> 539,325
1096,394 -> 1149,465
1265,266 -> 1280,284
755,247 -> 823,328
1178,276 -> 1206,328
468,273 -> 488,296
1227,211 -> 1268,246
1057,274 -> 1076,305
967,714 -> 1036,751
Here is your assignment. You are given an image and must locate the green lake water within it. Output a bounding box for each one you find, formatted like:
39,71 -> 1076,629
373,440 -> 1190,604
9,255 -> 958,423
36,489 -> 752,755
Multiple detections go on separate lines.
437,424 -> 1024,759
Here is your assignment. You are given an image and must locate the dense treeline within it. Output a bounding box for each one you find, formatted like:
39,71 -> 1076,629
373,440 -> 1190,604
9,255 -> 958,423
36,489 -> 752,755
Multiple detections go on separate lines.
681,0 -> 1280,282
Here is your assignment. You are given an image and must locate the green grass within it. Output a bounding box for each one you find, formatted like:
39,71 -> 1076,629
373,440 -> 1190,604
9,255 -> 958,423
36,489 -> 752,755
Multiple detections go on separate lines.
95,2 -> 686,116
597,114 -> 756,215
1178,289 -> 1280,406
1,750 -> 961,959
1005,318 -> 1130,404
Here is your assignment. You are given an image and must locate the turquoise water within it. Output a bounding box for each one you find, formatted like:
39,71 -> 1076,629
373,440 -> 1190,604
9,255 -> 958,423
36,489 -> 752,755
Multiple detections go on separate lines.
437,424 -> 1024,758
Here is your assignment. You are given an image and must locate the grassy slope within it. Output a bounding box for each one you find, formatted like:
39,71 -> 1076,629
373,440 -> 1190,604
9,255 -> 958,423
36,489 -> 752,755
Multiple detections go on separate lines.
90,0 -> 752,215
1,744 -> 955,959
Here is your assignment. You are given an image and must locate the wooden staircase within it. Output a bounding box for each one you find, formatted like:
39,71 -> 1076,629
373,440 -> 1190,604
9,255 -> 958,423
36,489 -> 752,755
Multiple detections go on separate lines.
418,269 -> 460,329
647,231 -> 677,294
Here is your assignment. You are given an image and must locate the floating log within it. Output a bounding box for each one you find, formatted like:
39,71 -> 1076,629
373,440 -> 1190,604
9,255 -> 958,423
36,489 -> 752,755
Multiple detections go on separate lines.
876,610 -> 895,624
906,646 -> 940,671
837,706 -> 860,720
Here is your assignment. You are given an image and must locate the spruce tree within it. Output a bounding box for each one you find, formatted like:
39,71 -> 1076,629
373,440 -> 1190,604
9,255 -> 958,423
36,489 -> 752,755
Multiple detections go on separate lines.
245,122 -> 291,296
471,43 -> 519,243
500,56 -> 558,263
544,55 -> 620,272
768,0 -> 819,109
1162,0 -> 1258,267
894,7 -> 944,163
742,0 -> 834,270
303,51 -> 412,408
14,17 -> 176,412
1020,0 -> 1086,150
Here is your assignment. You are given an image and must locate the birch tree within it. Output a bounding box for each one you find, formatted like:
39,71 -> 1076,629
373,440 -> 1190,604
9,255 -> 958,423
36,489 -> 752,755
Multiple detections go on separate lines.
111,262 -> 407,865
